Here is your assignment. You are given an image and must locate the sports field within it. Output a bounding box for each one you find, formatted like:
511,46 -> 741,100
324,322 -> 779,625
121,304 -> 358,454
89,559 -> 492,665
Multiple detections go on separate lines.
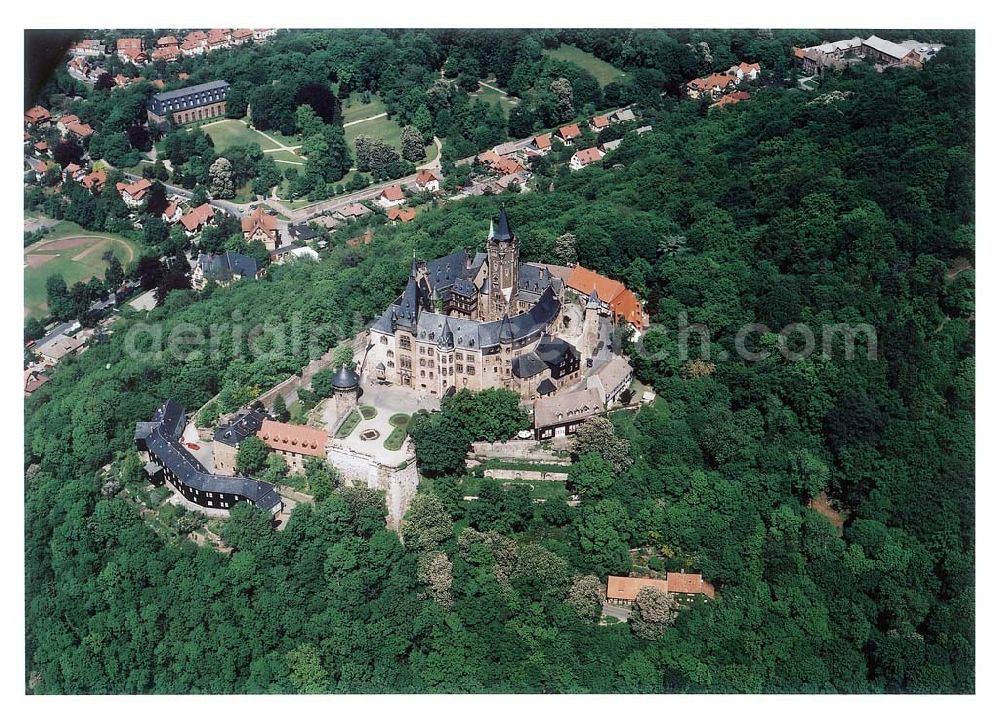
543,43 -> 627,87
24,224 -> 139,318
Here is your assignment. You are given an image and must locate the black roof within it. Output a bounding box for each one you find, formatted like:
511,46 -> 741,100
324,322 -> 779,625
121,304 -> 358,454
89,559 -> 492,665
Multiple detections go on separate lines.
512,351 -> 547,378
290,224 -> 318,241
438,318 -> 455,348
332,364 -> 360,390
198,252 -> 258,281
424,250 -> 472,295
494,207 -> 514,241
213,408 -> 267,447
137,400 -> 280,512
151,79 -> 230,103
537,378 -> 557,395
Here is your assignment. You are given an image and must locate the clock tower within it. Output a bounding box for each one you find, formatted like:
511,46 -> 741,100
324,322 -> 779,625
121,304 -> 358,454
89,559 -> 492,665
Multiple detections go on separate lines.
486,207 -> 519,321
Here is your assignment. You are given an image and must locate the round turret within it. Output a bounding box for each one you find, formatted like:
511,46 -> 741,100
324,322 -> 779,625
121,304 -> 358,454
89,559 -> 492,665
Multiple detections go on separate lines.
332,364 -> 360,391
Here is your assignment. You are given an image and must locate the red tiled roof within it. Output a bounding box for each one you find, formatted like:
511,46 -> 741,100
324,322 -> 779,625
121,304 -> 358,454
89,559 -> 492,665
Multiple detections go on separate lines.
606,573 -> 716,602
738,61 -> 761,74
66,120 -> 93,138
567,265 -> 645,330
34,141 -> 48,151
24,106 -> 50,124
380,185 -> 405,201
711,91 -> 751,108
178,72 -> 190,80
241,206 -> 278,235
557,123 -> 581,140
477,150 -> 501,166
116,177 -> 152,199
415,169 -> 438,185
688,73 -> 735,92
533,133 -> 552,149
387,207 -> 416,223
162,201 -> 178,218
81,168 -> 107,190
572,147 -> 604,166
152,46 -> 180,61
117,38 -> 143,52
158,35 -> 178,47
591,114 -> 610,128
180,203 -> 215,231
257,419 -> 328,458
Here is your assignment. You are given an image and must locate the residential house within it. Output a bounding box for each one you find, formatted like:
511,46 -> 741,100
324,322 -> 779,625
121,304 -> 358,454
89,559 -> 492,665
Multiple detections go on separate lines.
589,113 -> 611,133
387,207 -> 416,224
605,573 -> 716,604
727,61 -> 761,81
192,251 -> 262,290
570,146 -> 605,171
555,123 -> 581,145
532,385 -> 604,440
157,35 -> 179,49
271,245 -> 320,265
311,215 -> 341,231
253,29 -> 277,42
611,107 -> 636,123
528,133 -> 552,155
116,178 -> 152,208
792,37 -> 863,75
80,168 -> 107,193
333,202 -> 371,222
289,224 -> 319,243
25,157 -> 51,181
415,169 -> 440,193
24,105 -> 50,126
256,419 -> 328,473
62,163 -> 84,183
36,333 -> 85,366
116,38 -> 146,64
493,139 -> 531,156
377,185 -> 406,209
33,141 -> 49,156
65,119 -> 94,140
162,200 -> 182,224
711,90 -> 751,109
207,29 -> 231,51
686,73 -> 737,99
600,138 -> 623,153
179,203 -> 216,235
241,206 -> 280,250
634,125 -> 652,135
152,45 -> 180,62
69,39 -> 105,57
231,29 -> 254,45
24,368 -> 51,397
181,31 -> 208,56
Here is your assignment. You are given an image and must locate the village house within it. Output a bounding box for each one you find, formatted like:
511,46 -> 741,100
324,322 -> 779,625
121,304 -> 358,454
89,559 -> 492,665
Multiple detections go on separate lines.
35,333 -> 86,367
528,133 -> 552,155
377,185 -> 406,209
116,38 -> 146,64
611,107 -> 636,123
256,419 -> 328,473
727,61 -> 761,81
605,573 -> 716,604
157,35 -> 179,49
532,385 -> 604,440
161,200 -> 182,224
62,163 -> 84,183
65,119 -> 94,140
333,202 -> 372,222
80,168 -> 107,194
24,368 -> 51,397
181,31 -> 208,56
253,29 -> 278,42
241,206 -> 280,250
565,265 -> 646,332
207,29 -> 231,51
69,38 -> 105,57
589,113 -> 611,133
555,123 -> 582,145
570,146 -> 605,171
711,90 -> 751,109
180,203 -> 216,236
686,73 -> 737,99
33,141 -> 49,156
271,245 -> 320,265
600,138 -> 623,153
415,169 -> 441,193
192,251 -> 262,290
25,157 -> 51,181
387,207 -> 417,224
151,45 -> 180,63
24,105 -> 50,126
231,29 -> 254,45
116,178 -> 153,208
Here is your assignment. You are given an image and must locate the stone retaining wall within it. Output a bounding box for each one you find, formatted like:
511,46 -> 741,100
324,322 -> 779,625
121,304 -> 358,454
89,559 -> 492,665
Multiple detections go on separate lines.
482,468 -> 569,482
327,444 -> 418,530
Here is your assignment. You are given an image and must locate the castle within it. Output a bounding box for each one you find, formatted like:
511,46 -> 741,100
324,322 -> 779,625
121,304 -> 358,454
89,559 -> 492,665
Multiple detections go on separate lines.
364,208 -> 607,401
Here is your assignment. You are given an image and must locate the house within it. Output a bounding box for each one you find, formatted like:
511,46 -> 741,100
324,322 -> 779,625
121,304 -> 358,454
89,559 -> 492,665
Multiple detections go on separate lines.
377,185 -> 406,209
25,157 -> 51,181
555,124 -> 581,145
605,573 -> 716,604
192,251 -> 262,290
241,206 -> 280,249
33,141 -> 49,156
162,200 -> 182,224
157,35 -> 179,49
116,178 -> 152,207
62,163 -> 84,182
387,207 -> 416,224
181,31 -> 208,56
24,105 -> 50,126
898,40 -> 946,63
147,80 -> 230,126
212,408 -> 267,475
589,113 -> 611,133
566,265 -> 646,331
476,150 -> 502,168
496,172 -> 529,192
256,419 -> 328,473
151,45 -> 180,63
69,39 -> 105,57
711,90 -> 751,109
24,368 -> 51,397
611,107 -> 636,123
600,138 -> 623,153
493,139 -> 531,156
311,215 -> 341,231
727,61 -> 761,81
65,120 -> 94,140
634,125 -> 652,135
289,224 -> 319,243
231,29 -> 254,45
528,133 -> 552,155
179,203 -> 216,235
80,168 -> 107,193
686,73 -> 737,99
570,146 -> 605,171
271,245 -> 320,265
495,156 -> 525,176
116,38 -> 146,64
415,169 -> 440,193
136,400 -> 283,516
793,37 -> 863,75
586,355 -> 634,407
207,29 -> 231,51
253,29 -> 277,42
862,35 -> 924,69
533,386 -> 604,440
36,333 -> 85,366
333,202 -> 371,222
113,74 -> 137,88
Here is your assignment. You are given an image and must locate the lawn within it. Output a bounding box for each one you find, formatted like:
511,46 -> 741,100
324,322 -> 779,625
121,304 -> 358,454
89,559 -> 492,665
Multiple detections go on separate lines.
24,221 -> 140,319
543,44 -> 627,87
383,412 -> 411,451
335,409 -> 362,438
360,405 -> 377,420
267,149 -> 306,166
202,119 -> 282,153
459,476 -> 569,502
470,84 -> 519,117
341,92 -> 388,125
345,113 -> 405,151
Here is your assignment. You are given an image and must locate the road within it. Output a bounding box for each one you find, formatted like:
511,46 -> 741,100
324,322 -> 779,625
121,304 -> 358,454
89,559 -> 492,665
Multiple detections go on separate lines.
602,603 -> 631,622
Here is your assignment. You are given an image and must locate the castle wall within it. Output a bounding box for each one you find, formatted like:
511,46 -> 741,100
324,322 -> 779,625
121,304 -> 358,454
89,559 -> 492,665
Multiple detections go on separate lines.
328,445 -> 419,529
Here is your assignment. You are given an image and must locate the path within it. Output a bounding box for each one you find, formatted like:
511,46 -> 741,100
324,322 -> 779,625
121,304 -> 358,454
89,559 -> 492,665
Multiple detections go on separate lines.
343,112 -> 388,128
477,80 -> 509,95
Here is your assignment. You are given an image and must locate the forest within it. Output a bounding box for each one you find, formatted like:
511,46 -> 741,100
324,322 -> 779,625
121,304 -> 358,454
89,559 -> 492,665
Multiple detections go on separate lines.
24,29 -> 974,693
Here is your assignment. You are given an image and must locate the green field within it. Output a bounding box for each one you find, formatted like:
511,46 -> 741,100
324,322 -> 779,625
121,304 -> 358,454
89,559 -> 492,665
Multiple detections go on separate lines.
345,113 -> 436,162
543,43 -> 627,87
341,93 -> 388,124
459,476 -> 569,502
24,221 -> 140,318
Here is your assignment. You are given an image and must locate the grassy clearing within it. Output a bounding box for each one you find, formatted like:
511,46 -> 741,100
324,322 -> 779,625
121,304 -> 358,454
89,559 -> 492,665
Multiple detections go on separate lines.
471,84 -> 519,117
345,113 -> 404,151
267,149 -> 306,165
459,476 -> 569,502
202,119 -> 281,152
543,44 -> 627,87
341,92 -> 388,124
335,409 -> 362,438
359,405 -> 377,420
24,222 -> 140,318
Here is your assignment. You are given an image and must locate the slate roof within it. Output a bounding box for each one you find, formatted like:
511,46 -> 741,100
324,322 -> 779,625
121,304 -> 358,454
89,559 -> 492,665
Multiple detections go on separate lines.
197,251 -> 258,282
135,400 -> 281,513
213,408 -> 267,447
332,365 -> 360,390
151,79 -> 230,103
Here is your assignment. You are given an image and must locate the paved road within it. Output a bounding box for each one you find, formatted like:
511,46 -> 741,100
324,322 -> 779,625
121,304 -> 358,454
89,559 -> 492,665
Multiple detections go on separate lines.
602,603 -> 631,622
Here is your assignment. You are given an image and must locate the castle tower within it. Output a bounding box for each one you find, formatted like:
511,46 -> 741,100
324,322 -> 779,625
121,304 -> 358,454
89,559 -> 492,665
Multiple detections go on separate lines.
486,207 -> 520,321
437,317 -> 455,395
331,364 -> 360,423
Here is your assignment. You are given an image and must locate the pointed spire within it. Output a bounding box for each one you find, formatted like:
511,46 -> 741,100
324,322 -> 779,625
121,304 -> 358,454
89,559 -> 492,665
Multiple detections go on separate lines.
488,218 -> 495,240
499,312 -> 514,343
586,288 -> 601,309
411,248 -> 417,277
438,317 -> 455,349
494,205 -> 513,241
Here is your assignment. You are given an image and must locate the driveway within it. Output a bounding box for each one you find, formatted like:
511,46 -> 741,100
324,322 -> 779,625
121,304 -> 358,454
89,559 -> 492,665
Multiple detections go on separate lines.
602,602 -> 631,622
